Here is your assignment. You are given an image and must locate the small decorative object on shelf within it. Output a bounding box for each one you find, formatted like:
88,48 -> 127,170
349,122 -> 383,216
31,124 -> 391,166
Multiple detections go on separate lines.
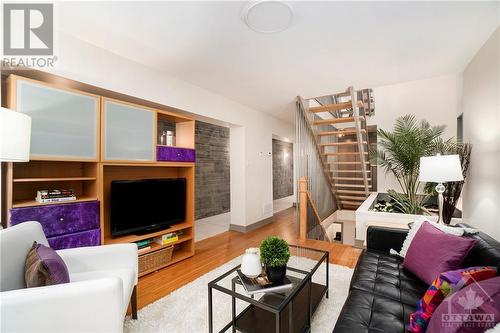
259,236 -> 290,283
241,248 -> 262,278
36,189 -> 76,203
159,130 -> 168,145
166,130 -> 175,146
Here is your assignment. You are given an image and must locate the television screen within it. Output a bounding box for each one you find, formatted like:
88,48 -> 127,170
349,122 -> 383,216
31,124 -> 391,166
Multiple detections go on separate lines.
110,178 -> 186,237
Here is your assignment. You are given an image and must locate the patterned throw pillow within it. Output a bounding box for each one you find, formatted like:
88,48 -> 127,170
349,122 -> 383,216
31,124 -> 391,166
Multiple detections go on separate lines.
25,241 -> 70,288
408,266 -> 497,333
427,276 -> 500,333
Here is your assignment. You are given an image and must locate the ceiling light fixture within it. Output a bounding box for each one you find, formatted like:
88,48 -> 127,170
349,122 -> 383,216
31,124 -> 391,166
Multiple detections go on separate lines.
242,1 -> 294,34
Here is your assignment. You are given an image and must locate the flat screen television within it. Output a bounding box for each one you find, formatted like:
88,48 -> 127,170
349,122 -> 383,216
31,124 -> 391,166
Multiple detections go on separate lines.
110,178 -> 186,237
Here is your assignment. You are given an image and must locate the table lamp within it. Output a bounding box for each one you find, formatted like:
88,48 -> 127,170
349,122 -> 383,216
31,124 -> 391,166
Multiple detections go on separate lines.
419,154 -> 463,223
0,107 -> 32,162
0,107 -> 31,228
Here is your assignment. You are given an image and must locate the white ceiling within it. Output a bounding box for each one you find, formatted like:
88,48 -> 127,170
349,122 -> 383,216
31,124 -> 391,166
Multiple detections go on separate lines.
58,1 -> 499,123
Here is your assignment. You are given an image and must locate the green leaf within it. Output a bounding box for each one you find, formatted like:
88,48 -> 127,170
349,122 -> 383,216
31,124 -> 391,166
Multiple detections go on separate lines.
260,236 -> 290,267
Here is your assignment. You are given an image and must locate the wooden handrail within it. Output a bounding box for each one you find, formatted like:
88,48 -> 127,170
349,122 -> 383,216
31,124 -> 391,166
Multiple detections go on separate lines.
299,177 -> 308,240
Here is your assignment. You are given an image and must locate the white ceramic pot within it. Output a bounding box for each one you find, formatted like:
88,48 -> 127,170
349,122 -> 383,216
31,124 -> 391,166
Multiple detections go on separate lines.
241,248 -> 262,278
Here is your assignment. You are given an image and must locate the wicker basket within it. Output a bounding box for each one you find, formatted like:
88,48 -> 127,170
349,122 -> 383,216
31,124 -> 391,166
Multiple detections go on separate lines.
139,246 -> 174,275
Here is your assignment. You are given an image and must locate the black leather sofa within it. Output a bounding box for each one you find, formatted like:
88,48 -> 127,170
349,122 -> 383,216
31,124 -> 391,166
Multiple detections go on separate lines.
333,224 -> 500,333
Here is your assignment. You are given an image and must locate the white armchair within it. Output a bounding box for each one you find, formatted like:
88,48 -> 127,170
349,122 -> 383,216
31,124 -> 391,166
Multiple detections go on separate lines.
0,221 -> 138,333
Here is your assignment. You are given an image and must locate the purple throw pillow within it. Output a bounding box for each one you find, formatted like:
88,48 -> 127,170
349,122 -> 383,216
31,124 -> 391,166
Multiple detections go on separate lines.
25,241 -> 70,287
427,276 -> 500,333
403,222 -> 477,285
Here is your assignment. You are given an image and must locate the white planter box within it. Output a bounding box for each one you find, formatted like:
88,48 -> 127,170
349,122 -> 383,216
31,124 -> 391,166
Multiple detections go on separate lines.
355,192 -> 462,241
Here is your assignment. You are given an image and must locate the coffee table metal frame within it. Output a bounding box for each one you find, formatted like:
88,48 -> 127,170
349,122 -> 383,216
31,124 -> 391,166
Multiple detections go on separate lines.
208,245 -> 329,333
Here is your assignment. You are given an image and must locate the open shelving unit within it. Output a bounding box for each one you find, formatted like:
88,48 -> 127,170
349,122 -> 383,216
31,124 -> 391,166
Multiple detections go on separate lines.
7,160 -> 99,209
99,162 -> 195,276
98,105 -> 196,275
156,110 -> 195,149
4,73 -> 196,277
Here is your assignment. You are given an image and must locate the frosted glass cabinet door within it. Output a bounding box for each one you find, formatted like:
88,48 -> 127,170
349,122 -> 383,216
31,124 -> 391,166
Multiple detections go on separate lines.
16,79 -> 99,160
103,100 -> 155,161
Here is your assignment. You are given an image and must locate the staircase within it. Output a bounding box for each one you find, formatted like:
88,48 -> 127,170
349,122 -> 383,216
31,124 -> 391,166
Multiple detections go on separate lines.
297,87 -> 375,210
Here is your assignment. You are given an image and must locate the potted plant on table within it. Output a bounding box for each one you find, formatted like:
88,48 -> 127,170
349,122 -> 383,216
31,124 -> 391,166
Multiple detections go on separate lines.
260,236 -> 290,283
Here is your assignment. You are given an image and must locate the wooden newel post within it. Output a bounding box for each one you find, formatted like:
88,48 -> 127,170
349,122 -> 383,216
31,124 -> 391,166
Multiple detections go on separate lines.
299,177 -> 308,241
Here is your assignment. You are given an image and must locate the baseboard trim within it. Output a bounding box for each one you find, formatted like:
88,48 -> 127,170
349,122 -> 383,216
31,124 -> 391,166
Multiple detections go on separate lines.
229,215 -> 275,233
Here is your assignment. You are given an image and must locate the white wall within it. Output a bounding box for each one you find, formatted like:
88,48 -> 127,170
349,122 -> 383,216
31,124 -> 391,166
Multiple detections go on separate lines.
369,74 -> 462,193
50,33 -> 294,227
461,27 -> 500,240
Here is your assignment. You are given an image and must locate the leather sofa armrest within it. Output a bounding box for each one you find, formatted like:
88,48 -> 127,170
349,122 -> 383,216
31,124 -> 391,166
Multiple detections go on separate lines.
366,226 -> 409,254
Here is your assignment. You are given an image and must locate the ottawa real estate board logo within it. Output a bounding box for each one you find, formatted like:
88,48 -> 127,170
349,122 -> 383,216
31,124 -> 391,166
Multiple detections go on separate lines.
440,281 -> 496,330
2,3 -> 56,68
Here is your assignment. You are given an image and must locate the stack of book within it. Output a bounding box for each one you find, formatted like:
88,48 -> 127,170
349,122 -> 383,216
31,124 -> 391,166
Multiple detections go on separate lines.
154,232 -> 179,246
136,239 -> 152,254
236,269 -> 293,295
36,189 -> 76,203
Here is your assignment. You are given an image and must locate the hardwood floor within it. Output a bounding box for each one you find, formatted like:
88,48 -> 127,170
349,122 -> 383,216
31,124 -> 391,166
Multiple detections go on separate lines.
136,207 -> 362,309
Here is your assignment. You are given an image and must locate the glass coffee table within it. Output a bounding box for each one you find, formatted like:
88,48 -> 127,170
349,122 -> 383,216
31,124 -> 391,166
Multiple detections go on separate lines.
208,245 -> 329,333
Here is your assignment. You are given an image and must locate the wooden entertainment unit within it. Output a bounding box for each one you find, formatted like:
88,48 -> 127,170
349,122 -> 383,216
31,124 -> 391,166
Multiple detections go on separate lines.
4,73 -> 196,276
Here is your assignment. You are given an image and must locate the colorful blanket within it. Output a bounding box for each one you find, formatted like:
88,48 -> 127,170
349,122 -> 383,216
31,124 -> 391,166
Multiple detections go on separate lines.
408,266 -> 497,333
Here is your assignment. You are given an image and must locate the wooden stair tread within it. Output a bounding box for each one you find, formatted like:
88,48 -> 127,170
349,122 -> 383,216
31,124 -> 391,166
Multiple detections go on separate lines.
319,141 -> 367,146
336,189 -> 371,194
338,195 -> 367,200
333,183 -> 367,188
313,117 -> 355,125
332,176 -> 371,181
317,129 -> 366,136
323,152 -> 369,156
309,100 -> 363,113
339,200 -> 364,206
329,161 -> 370,165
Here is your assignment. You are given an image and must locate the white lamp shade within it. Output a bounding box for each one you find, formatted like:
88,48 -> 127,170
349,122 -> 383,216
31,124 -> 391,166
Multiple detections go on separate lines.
0,107 -> 32,162
419,154 -> 464,183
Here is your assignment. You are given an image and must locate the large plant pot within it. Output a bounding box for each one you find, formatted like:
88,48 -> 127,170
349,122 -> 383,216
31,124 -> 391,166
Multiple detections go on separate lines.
265,265 -> 287,283
355,192 -> 463,242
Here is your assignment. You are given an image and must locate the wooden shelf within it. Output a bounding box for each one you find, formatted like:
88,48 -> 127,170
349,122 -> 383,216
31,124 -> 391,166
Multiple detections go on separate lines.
104,222 -> 193,244
138,248 -> 194,277
156,144 -> 194,150
137,235 -> 193,255
12,196 -> 98,208
13,177 -> 97,183
102,161 -> 194,168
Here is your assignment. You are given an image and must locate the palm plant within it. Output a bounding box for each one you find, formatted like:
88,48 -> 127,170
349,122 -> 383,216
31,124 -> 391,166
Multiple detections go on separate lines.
371,114 -> 445,214
424,138 -> 472,224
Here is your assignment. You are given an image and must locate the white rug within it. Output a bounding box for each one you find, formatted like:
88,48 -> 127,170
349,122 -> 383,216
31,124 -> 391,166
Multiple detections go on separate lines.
124,255 -> 353,333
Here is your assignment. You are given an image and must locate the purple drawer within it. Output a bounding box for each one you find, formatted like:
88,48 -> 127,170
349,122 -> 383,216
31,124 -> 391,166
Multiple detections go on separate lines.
48,228 -> 101,250
157,146 -> 196,162
10,201 -> 100,238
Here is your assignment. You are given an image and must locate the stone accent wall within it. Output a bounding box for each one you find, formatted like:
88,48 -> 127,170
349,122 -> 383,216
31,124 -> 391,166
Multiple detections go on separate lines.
195,121 -> 230,219
272,139 -> 294,200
